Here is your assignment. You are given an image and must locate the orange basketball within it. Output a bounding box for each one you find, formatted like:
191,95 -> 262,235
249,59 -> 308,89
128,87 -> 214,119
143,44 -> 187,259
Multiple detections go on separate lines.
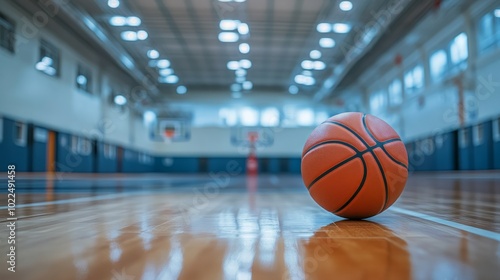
301,112 -> 408,219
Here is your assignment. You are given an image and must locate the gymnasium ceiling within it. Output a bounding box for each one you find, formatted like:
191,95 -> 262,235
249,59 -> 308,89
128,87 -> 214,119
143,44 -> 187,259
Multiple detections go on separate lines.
14,0 -> 441,102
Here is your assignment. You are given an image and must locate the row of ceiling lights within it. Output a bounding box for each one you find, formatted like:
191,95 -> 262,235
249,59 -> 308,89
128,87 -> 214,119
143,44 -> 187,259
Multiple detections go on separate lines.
106,0 -> 186,96
217,0 -> 251,98
289,0 -> 353,94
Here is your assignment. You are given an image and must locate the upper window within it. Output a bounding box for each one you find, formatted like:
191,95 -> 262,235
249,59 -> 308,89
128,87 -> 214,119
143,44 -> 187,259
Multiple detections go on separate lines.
388,79 -> 403,107
404,65 -> 424,94
260,107 -> 280,127
477,8 -> 500,53
450,33 -> 468,65
370,90 -> 386,114
430,50 -> 448,82
0,12 -> 15,53
36,39 -> 60,77
76,64 -> 93,93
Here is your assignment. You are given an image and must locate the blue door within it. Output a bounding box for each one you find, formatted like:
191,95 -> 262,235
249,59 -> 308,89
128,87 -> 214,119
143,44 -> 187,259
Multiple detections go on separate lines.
458,127 -> 473,170
472,122 -> 493,170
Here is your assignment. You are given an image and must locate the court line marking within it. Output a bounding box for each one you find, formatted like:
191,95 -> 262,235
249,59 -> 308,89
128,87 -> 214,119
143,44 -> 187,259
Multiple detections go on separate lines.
390,207 -> 500,241
0,193 -> 131,210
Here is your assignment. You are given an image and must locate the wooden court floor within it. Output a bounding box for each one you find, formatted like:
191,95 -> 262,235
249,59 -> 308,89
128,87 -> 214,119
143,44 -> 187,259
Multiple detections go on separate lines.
0,172 -> 499,280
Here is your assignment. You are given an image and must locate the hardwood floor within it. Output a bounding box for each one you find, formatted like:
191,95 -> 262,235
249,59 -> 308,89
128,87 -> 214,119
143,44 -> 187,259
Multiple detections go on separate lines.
0,173 -> 499,279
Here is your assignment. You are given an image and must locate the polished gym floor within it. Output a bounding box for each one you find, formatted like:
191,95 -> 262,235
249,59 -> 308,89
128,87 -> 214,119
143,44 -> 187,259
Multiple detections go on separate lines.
1,173 -> 499,280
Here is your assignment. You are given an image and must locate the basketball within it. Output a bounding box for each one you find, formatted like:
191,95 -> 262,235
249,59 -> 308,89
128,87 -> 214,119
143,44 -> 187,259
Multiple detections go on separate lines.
301,112 -> 408,219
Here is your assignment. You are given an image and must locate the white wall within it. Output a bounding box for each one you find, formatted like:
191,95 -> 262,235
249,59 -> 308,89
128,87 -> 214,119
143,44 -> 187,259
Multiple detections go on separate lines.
0,1 -> 143,150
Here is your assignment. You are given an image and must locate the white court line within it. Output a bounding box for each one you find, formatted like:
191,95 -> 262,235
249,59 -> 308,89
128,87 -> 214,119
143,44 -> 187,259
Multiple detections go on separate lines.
0,193 -> 131,210
390,207 -> 500,242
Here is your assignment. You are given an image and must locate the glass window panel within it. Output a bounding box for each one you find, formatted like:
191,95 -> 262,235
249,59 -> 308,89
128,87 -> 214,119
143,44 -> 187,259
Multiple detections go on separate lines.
430,50 -> 447,82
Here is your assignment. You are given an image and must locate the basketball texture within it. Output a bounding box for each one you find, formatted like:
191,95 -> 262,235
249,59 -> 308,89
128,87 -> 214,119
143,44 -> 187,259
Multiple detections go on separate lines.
301,112 -> 408,219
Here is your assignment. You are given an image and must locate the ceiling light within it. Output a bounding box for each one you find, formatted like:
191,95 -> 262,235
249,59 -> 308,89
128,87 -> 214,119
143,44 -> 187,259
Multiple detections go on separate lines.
317,23 -> 332,33
339,1 -> 353,11
114,95 -> 127,105
310,50 -> 321,59
332,23 -> 352,33
235,68 -> 247,77
165,75 -> 179,84
147,49 -> 159,59
314,61 -> 326,70
126,16 -> 141,26
236,76 -> 246,83
238,23 -> 249,35
495,9 -> 500,18
41,56 -> 53,66
143,111 -> 156,125
242,81 -> 253,90
301,60 -> 314,70
109,16 -> 126,26
76,75 -> 87,85
239,59 -> 252,69
121,31 -> 137,41
176,86 -> 187,94
235,0 -> 246,2
289,85 -> 299,94
159,68 -> 174,76
218,32 -> 239,42
108,0 -> 120,8
227,61 -> 240,70
220,20 -> 240,30
137,30 -> 148,40
319,38 -> 335,48
302,70 -> 313,76
157,59 -> 170,68
239,43 -> 250,54
231,83 -> 242,92
295,75 -> 316,86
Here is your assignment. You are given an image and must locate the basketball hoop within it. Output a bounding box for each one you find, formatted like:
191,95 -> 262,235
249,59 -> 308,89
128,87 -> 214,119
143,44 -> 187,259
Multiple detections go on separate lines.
164,128 -> 175,141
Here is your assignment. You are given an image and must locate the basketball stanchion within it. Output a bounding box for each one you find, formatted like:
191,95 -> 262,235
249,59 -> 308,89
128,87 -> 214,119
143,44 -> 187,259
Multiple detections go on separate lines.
246,131 -> 259,176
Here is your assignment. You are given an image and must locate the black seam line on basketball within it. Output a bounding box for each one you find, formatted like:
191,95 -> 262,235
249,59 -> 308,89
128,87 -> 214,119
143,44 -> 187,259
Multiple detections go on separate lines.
307,153 -> 359,190
306,126 -> 402,190
306,141 -> 395,190
379,145 -> 408,169
303,140 -> 360,157
332,154 -> 368,214
362,114 -> 389,210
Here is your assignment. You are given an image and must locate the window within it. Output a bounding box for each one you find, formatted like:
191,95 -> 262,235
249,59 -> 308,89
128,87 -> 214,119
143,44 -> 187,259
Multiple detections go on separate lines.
71,136 -> 78,153
388,79 -> 403,107
297,109 -> 315,126
404,65 -> 424,94
239,107 -> 259,127
104,144 -> 116,159
13,122 -> 26,146
36,39 -> 60,77
473,124 -> 484,146
477,8 -> 500,53
430,50 -> 448,82
76,64 -> 93,93
260,107 -> 280,127
370,90 -> 386,113
459,128 -> 469,148
33,127 -> 48,143
78,138 -> 92,155
0,12 -> 15,53
450,33 -> 468,65
219,108 -> 238,126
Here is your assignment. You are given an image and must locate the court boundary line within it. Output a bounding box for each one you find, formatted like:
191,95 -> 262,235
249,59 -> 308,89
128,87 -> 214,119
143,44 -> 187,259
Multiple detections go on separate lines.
390,207 -> 500,241
0,193 -> 131,210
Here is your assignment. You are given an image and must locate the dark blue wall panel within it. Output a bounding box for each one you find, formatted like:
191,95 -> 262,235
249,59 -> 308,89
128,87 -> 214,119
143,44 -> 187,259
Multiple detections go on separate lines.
267,158 -> 281,173
472,121 -> 493,170
96,143 -> 117,173
287,158 -> 302,174
156,157 -> 200,173
433,132 -> 457,171
31,126 -> 48,172
0,118 -> 29,172
458,127 -> 473,171
55,133 -> 93,173
207,157 -> 246,173
494,131 -> 500,169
